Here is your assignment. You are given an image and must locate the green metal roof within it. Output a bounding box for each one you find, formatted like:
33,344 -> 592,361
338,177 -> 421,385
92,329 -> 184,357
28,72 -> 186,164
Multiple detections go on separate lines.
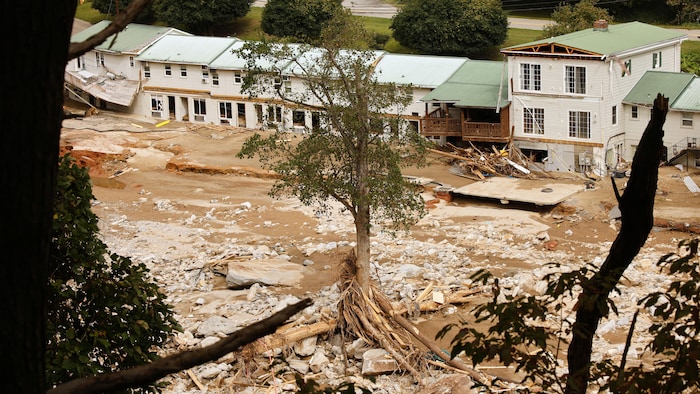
623,71 -> 695,106
420,60 -> 509,109
374,54 -> 468,88
502,21 -> 686,58
673,78 -> 700,112
136,35 -> 240,64
70,20 -> 187,54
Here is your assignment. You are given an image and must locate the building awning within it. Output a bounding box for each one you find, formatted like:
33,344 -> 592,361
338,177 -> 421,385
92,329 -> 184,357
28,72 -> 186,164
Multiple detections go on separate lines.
65,70 -> 139,107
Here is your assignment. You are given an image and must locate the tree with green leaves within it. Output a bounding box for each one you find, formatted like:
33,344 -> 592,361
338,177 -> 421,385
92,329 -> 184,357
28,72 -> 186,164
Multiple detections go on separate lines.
390,0 -> 508,57
667,0 -> 700,24
261,0 -> 343,43
153,0 -> 253,35
46,155 -> 181,392
542,0 -> 613,38
237,12 -> 428,293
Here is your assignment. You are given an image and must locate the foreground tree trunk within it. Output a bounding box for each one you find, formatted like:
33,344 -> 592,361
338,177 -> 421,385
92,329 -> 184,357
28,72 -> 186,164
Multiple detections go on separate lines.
1,3 -> 77,392
565,94 -> 669,394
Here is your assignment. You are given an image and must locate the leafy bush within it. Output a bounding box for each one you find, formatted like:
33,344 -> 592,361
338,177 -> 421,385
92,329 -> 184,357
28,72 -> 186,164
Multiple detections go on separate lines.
390,0 -> 508,57
46,154 -> 180,391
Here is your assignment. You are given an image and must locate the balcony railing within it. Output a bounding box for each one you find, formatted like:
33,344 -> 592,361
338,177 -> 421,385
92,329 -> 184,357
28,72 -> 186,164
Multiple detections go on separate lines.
422,118 -> 462,136
422,118 -> 508,141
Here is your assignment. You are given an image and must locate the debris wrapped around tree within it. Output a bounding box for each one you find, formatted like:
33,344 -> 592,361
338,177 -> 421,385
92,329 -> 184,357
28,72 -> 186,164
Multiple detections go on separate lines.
430,142 -> 549,180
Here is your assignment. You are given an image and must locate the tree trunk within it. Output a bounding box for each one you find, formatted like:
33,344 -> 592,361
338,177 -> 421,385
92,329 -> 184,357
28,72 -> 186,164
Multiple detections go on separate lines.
0,3 -> 76,392
355,203 -> 371,292
565,94 -> 668,394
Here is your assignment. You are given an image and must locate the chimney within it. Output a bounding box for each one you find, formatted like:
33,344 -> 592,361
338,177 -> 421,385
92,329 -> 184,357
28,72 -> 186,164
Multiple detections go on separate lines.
593,19 -> 608,31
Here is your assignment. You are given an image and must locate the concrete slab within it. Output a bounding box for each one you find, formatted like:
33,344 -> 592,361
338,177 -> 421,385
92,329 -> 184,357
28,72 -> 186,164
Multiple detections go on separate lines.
452,177 -> 584,206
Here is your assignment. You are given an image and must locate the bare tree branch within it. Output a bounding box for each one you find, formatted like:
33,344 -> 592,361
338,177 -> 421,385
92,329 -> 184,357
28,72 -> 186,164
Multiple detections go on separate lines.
68,0 -> 154,60
47,298 -> 313,394
565,94 -> 668,394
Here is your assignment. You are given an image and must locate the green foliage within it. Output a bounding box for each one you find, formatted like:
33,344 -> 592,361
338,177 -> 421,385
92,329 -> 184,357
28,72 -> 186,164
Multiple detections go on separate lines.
438,265 -> 591,391
593,238 -> 700,393
153,0 -> 253,35
390,0 -> 508,57
91,0 -> 155,21
236,14 -> 428,235
541,0 -> 613,38
446,239 -> 700,393
667,0 -> 700,24
681,50 -> 700,75
46,155 -> 180,391
261,0 -> 343,43
76,0 -> 108,24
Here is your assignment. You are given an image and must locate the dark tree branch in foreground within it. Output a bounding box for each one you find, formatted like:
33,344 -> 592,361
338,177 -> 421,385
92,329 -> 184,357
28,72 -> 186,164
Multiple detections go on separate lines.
47,298 -> 312,394
565,94 -> 668,394
68,0 -> 153,60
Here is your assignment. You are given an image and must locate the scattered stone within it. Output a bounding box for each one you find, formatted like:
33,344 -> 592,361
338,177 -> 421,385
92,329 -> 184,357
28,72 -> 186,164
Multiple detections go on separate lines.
309,349 -> 330,373
294,336 -> 318,357
197,315 -> 237,337
226,259 -> 304,289
361,349 -> 399,376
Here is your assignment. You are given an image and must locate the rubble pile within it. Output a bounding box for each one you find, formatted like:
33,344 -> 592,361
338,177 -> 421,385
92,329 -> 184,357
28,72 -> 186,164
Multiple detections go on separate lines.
95,192 -> 681,393
432,142 -> 547,180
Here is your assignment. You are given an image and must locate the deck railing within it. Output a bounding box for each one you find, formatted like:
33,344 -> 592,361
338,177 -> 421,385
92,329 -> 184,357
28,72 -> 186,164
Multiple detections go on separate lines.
421,118 -> 507,140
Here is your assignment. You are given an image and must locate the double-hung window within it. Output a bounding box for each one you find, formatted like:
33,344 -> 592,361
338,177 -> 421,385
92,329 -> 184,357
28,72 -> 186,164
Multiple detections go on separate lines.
569,111 -> 591,139
520,64 -> 541,91
194,99 -> 207,122
682,112 -> 693,127
565,66 -> 586,94
523,108 -> 544,134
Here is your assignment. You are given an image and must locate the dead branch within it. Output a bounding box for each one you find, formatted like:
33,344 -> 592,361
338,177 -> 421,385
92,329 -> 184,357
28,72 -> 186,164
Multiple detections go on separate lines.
47,298 -> 312,394
565,94 -> 668,394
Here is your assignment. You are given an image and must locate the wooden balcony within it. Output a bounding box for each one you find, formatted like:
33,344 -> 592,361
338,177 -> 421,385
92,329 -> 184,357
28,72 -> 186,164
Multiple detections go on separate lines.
421,119 -> 510,142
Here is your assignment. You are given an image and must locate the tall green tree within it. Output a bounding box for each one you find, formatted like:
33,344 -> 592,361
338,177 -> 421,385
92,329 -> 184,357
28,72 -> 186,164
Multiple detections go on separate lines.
261,0 -> 343,43
542,0 -> 613,38
46,155 -> 180,391
390,0 -> 508,57
153,0 -> 253,35
237,13 -> 428,292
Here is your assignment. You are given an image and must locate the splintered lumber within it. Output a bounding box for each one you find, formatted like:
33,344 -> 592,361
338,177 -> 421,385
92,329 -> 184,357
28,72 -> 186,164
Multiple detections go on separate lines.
252,319 -> 338,353
391,288 -> 483,315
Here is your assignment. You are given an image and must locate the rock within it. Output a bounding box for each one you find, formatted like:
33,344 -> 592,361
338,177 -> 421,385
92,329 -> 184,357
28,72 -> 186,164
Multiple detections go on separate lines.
226,258 -> 304,289
198,365 -> 222,380
347,338 -> 371,360
396,263 -> 423,279
608,205 -> 622,220
197,315 -> 237,337
309,349 -> 330,373
361,349 -> 399,376
294,336 -> 318,357
288,359 -> 310,374
418,374 -> 476,394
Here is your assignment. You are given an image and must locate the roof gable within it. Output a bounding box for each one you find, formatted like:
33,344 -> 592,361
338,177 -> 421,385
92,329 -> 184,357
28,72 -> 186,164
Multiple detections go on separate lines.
373,54 -> 468,88
421,60 -> 509,109
502,21 -> 686,58
136,35 -> 240,64
70,21 -> 188,54
623,71 -> 695,106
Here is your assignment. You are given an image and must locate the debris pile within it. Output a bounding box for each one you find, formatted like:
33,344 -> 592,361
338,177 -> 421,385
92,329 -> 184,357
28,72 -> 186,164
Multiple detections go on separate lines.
430,143 -> 547,180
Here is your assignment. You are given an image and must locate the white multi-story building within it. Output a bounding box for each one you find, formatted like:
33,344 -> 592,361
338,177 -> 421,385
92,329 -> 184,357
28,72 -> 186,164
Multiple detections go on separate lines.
66,20 -> 697,171
501,20 -> 687,174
